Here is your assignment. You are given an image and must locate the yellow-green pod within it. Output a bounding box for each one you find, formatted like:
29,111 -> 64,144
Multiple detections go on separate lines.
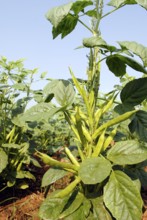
103,128 -> 117,151
92,109 -> 137,139
65,147 -> 80,167
92,129 -> 106,157
55,176 -> 81,198
81,125 -> 92,142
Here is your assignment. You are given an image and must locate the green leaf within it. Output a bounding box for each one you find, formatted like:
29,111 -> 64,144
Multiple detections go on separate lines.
16,171 -> 36,181
135,166 -> 147,187
45,2 -> 73,28
59,192 -> 84,219
52,14 -> 78,39
16,103 -> 58,123
54,80 -> 75,106
64,204 -> 86,220
71,1 -> 93,15
108,0 -> 136,8
91,196 -> 112,220
118,41 -> 147,67
118,55 -> 146,73
41,168 -> 67,187
43,80 -> 75,106
0,148 -> 8,173
107,140 -> 147,165
39,194 -> 70,220
136,0 -> 147,9
79,157 -> 112,184
104,170 -> 143,220
106,54 -> 126,76
120,78 -> 147,106
129,110 -> 147,141
83,36 -> 107,48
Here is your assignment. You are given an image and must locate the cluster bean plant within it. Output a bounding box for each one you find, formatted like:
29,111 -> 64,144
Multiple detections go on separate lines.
15,0 -> 147,219
0,57 -> 48,192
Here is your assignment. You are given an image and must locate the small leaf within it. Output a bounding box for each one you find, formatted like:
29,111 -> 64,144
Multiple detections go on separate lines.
107,140 -> 147,165
104,170 -> 143,220
0,148 -> 8,173
79,157 -> 112,184
118,41 -> 147,67
45,2 -> 73,28
129,110 -> 147,141
120,78 -> 147,106
42,168 -> 67,187
71,1 -> 93,15
108,0 -> 136,8
83,36 -> 107,48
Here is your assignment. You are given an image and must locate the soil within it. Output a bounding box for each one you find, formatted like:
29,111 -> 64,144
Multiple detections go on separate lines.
0,157 -> 147,220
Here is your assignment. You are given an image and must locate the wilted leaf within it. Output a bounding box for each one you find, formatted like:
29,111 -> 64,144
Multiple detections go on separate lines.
107,140 -> 147,165
104,170 -> 143,220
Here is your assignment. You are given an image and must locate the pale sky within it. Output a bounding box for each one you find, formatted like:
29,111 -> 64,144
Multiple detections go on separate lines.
0,0 -> 146,92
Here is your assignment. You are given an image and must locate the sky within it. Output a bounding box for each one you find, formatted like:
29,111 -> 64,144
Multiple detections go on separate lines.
0,0 -> 146,93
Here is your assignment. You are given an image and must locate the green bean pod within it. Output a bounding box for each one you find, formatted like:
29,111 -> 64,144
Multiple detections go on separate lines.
35,151 -> 79,172
65,147 -> 80,167
103,128 -> 117,150
55,176 -> 81,198
92,129 -> 106,157
92,110 -> 137,139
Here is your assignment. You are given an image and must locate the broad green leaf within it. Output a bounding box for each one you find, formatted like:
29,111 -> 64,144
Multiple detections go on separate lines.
91,196 -> 112,220
83,36 -> 107,48
43,80 -> 75,106
45,2 -> 73,28
118,55 -> 146,73
59,192 -> 84,218
104,170 -> 143,220
107,140 -> 147,165
106,54 -> 126,76
108,0 -> 136,8
41,168 -> 67,187
0,148 -> 8,173
64,204 -> 86,220
39,194 -> 70,220
52,14 -> 78,39
79,157 -> 112,184
120,78 -> 147,106
71,1 -> 93,15
54,80 -> 75,106
129,110 -> 147,141
12,83 -> 27,91
118,41 -> 147,67
16,103 -> 58,123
